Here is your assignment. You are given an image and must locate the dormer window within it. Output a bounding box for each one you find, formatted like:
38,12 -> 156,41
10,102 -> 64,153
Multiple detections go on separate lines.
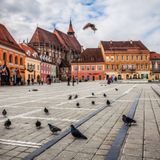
27,50 -> 31,56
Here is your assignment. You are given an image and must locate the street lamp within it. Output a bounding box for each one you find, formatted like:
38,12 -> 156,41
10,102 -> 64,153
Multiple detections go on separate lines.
74,54 -> 80,84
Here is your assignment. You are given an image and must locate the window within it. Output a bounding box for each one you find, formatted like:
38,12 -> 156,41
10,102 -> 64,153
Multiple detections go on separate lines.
116,65 -> 119,69
141,64 -> 143,69
3,52 -> 6,61
81,66 -> 84,70
140,55 -> 143,60
126,65 -> 129,69
132,55 -> 134,60
106,56 -> 109,62
136,55 -> 138,60
111,65 -> 114,70
132,65 -> 134,69
145,55 -> 147,60
136,64 -> 138,69
116,56 -> 118,61
92,66 -> 95,70
97,65 -> 102,70
82,76 -> 84,80
20,57 -> 23,65
106,65 -> 109,69
15,56 -> 18,64
122,55 -> 124,61
110,56 -> 114,62
74,66 -> 78,71
86,66 -> 90,70
9,55 -> 12,63
126,55 -> 129,61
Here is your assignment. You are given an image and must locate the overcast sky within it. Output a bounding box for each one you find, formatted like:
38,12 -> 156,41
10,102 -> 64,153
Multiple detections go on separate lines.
0,0 -> 160,52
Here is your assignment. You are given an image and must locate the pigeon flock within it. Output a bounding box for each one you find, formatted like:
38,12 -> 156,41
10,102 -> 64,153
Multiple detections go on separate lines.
1,87 -> 136,141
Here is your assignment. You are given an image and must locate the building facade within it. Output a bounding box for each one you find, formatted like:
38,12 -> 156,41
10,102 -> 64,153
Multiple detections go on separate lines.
150,52 -> 160,80
99,40 -> 151,80
0,24 -> 25,85
71,48 -> 105,81
20,43 -> 41,83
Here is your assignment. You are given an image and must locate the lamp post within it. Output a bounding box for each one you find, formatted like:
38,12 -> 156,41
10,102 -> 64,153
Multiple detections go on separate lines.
74,54 -> 80,84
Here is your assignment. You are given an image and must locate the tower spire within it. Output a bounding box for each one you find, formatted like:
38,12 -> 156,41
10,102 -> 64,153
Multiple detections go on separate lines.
67,19 -> 75,36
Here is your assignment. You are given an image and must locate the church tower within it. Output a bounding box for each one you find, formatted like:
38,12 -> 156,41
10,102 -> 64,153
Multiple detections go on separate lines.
67,19 -> 75,36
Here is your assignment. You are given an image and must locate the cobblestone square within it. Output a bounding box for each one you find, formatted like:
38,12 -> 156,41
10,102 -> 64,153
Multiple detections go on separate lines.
0,81 -> 160,160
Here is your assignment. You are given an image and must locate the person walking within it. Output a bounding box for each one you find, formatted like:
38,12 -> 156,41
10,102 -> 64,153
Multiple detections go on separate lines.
72,76 -> 75,86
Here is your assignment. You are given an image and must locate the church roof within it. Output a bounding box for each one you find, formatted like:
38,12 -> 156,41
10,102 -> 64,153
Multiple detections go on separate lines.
29,27 -> 61,47
54,29 -> 81,53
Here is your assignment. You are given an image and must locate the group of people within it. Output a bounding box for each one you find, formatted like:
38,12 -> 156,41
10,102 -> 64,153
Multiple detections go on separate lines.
0,64 -> 10,85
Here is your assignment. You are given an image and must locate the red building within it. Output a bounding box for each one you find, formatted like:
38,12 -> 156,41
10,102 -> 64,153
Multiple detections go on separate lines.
150,52 -> 160,80
71,48 -> 105,81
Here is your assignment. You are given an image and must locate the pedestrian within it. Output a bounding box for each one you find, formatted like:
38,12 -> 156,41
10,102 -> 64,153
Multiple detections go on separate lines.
31,78 -> 34,85
72,76 -> 75,86
67,76 -> 70,86
27,78 -> 30,85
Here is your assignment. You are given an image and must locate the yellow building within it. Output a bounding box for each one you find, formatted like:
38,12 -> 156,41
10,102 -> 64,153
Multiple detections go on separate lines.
99,40 -> 151,80
20,43 -> 41,83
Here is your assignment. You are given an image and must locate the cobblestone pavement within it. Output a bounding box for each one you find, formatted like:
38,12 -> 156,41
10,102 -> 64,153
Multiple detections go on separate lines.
0,82 -> 159,160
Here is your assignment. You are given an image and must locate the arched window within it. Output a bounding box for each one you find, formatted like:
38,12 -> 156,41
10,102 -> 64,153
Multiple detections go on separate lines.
15,56 -> 18,64
20,57 -> 23,65
3,52 -> 6,61
9,54 -> 12,63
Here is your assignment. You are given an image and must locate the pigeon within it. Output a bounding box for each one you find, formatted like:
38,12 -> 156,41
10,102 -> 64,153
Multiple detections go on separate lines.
83,23 -> 97,33
4,119 -> 11,129
44,107 -> 49,114
92,92 -> 95,96
70,125 -> 87,139
48,123 -> 61,134
2,109 -> 7,116
76,102 -> 80,107
103,93 -> 107,97
35,120 -> 41,128
74,94 -> 78,99
91,101 -> 95,105
28,90 -> 31,92
106,100 -> 111,106
32,89 -> 38,91
122,115 -> 136,126
68,95 -> 72,100
115,88 -> 118,91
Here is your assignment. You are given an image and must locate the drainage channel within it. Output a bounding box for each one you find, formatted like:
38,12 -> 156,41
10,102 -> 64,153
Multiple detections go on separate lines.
151,86 -> 160,97
24,85 -> 136,160
105,89 -> 142,160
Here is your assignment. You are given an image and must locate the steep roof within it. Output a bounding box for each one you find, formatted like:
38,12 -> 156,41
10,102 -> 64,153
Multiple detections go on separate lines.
19,43 -> 40,61
150,52 -> 160,60
29,27 -> 61,46
67,20 -> 75,35
0,24 -> 24,53
101,40 -> 149,51
54,29 -> 81,53
74,48 -> 104,63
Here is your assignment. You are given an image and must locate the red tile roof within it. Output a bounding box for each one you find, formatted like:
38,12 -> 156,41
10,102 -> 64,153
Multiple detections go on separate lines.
29,27 -> 61,47
101,40 -> 149,51
150,52 -> 160,60
74,48 -> 104,63
54,29 -> 81,53
19,43 -> 40,61
0,24 -> 25,53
